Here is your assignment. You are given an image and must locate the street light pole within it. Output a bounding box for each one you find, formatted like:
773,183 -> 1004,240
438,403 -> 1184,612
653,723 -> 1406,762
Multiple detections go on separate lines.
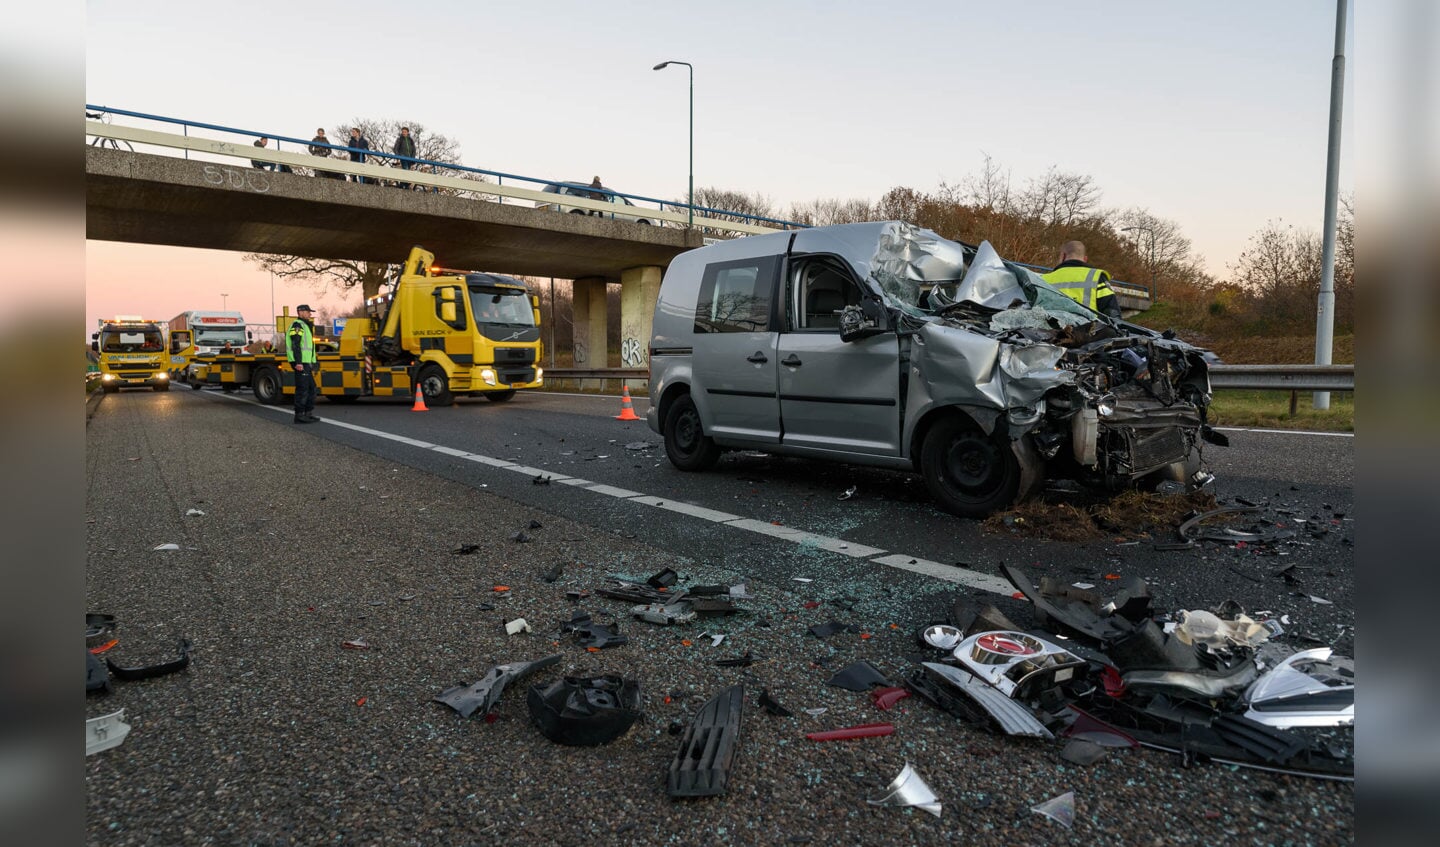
653,60 -> 694,228
1121,226 -> 1157,303
269,271 -> 276,323
221,292 -> 229,310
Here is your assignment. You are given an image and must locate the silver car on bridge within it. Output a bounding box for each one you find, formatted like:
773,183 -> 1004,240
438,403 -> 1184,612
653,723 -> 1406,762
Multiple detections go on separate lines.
646,221 -> 1220,517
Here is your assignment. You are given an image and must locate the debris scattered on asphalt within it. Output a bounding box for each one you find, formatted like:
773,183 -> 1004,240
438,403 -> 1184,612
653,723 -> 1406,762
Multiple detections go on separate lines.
807,620 -> 858,639
540,563 -> 564,583
826,661 -> 891,692
532,475 -> 551,485
838,486 -> 857,501
504,618 -> 531,636
869,686 -> 911,710
184,508 -> 205,517
152,543 -> 179,551
433,654 -> 561,719
342,639 -> 370,650
451,544 -> 480,556
512,531 -> 532,543
668,686 -> 743,798
867,762 -> 941,818
86,709 -> 131,756
758,688 -> 793,717
1031,791 -> 1076,829
805,723 -> 895,742
527,675 -> 641,746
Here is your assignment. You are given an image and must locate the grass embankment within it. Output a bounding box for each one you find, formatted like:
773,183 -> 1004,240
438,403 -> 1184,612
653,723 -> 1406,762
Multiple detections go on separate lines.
1132,304 -> 1355,432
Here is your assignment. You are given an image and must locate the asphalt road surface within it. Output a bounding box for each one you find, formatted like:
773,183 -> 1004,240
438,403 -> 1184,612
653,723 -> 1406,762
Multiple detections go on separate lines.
85,388 -> 1354,846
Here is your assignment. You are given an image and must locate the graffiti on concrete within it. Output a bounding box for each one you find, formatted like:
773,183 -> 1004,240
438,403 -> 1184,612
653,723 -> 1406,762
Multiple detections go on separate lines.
202,164 -> 271,194
620,337 -> 646,368
573,341 -> 589,365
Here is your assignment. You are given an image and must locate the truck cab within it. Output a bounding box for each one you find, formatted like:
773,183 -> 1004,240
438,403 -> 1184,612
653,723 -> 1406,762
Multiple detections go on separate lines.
91,317 -> 176,393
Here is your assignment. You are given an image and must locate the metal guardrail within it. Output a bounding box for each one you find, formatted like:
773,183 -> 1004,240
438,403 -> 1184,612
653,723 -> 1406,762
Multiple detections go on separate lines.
1208,364 -> 1354,392
84,105 -> 808,234
548,364 -> 1356,393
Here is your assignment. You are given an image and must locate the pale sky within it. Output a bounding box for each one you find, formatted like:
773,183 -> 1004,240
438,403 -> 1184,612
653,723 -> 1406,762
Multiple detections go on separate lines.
84,0 -> 1355,333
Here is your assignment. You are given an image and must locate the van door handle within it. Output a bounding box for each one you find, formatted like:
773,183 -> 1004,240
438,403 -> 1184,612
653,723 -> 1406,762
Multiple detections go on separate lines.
746,352 -> 768,364
781,354 -> 803,367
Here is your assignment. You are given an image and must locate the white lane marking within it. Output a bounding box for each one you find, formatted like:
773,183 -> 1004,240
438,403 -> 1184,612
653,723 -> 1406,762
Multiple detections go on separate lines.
504,464 -> 572,481
724,519 -> 885,559
629,496 -> 741,523
202,390 -> 1008,593
1214,426 -> 1353,438
870,554 -> 1016,595
584,483 -> 643,498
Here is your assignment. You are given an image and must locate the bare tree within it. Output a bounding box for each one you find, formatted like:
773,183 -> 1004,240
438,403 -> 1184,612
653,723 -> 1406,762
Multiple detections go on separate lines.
689,186 -> 777,227
1228,219 -> 1324,326
246,254 -> 394,302
951,152 -> 1014,213
786,197 -> 876,226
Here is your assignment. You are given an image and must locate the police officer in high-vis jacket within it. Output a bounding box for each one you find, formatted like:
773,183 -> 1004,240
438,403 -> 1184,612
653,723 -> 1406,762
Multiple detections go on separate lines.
1041,240 -> 1122,318
287,304 -> 320,424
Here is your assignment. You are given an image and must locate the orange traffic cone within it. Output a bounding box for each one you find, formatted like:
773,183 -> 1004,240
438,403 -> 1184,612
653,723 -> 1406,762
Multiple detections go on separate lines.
412,381 -> 429,412
615,386 -> 641,421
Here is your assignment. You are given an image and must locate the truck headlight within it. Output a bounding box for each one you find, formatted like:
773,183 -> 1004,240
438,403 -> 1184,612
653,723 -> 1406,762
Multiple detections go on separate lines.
535,367 -> 543,383
155,372 -> 169,380
102,373 -> 115,381
480,368 -> 497,386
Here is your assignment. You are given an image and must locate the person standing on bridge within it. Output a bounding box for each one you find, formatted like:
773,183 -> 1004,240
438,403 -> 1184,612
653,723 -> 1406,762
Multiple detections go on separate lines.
1041,240 -> 1122,318
309,128 -> 342,180
287,305 -> 320,424
251,137 -> 276,171
348,127 -> 371,185
392,126 -> 417,190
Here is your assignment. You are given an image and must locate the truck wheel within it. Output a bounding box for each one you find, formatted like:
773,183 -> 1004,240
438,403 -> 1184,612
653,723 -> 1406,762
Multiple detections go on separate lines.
484,390 -> 516,403
416,364 -> 454,407
663,394 -> 720,471
189,380 -> 204,390
920,417 -> 1021,518
253,366 -> 283,405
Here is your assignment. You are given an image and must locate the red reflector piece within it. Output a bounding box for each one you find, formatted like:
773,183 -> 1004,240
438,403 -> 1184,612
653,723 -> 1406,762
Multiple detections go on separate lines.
805,723 -> 895,742
870,687 -> 911,711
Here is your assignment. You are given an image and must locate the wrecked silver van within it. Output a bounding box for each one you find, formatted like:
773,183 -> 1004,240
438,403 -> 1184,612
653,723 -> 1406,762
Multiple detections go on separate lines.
646,221 -> 1220,517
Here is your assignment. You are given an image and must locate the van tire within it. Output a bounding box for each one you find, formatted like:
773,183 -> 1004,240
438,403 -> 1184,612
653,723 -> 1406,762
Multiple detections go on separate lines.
920,417 -> 1021,518
663,394 -> 720,471
416,364 -> 454,406
484,390 -> 516,403
253,366 -> 283,405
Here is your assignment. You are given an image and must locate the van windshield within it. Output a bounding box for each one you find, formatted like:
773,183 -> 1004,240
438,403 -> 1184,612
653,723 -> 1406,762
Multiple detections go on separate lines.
468,286 -> 535,326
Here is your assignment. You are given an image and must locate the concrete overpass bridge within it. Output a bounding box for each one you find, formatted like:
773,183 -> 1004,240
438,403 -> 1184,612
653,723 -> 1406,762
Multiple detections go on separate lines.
85,108 -> 1151,370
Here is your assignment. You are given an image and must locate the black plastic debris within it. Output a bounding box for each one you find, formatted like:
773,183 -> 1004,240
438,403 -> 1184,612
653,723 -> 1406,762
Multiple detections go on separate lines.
647,568 -> 679,589
565,591 -> 588,604
826,661 -> 891,692
512,531 -> 532,544
807,620 -> 859,639
86,613 -> 117,648
532,475 -> 552,485
689,596 -> 742,617
476,602 -> 496,611
107,638 -> 193,682
715,651 -> 764,668
1001,564 -> 1137,646
526,675 -> 642,746
949,601 -> 1022,636
540,563 -> 564,583
668,685 -> 744,798
634,602 -> 696,625
558,611 -> 629,649
528,519 -> 543,530
451,544 -> 481,556
915,662 -> 1053,739
758,688 -> 793,717
86,650 -> 111,696
433,654 -> 561,718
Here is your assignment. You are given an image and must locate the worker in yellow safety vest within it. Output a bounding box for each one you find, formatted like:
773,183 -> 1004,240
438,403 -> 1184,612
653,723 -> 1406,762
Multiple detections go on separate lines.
1041,240 -> 1122,318
287,304 -> 320,424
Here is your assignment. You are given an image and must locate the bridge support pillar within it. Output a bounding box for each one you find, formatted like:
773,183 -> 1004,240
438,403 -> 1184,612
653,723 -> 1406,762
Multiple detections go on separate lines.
619,265 -> 662,383
572,277 -> 609,368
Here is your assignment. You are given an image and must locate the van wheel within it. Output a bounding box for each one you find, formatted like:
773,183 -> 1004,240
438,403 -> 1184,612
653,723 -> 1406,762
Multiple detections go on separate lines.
920,417 -> 1021,518
485,390 -> 516,403
416,364 -> 454,406
664,394 -> 720,471
253,366 -> 283,405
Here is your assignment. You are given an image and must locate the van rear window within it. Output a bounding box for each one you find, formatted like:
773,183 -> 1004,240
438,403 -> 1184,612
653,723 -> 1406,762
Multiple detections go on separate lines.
694,257 -> 777,333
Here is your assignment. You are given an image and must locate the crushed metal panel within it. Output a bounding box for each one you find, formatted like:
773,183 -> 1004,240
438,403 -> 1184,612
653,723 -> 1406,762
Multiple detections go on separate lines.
434,654 -> 561,719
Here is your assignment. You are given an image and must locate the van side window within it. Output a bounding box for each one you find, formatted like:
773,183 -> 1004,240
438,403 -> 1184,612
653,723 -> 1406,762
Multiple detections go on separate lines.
694,256 -> 777,333
792,259 -> 862,331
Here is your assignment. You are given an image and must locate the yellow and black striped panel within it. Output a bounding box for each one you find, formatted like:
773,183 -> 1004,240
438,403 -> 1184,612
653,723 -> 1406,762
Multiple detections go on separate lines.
317,360 -> 365,395
371,366 -> 416,398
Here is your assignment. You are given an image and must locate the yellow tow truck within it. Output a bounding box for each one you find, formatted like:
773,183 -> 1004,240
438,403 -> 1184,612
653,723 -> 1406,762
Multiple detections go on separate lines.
90,316 -> 178,393
190,247 -> 544,406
